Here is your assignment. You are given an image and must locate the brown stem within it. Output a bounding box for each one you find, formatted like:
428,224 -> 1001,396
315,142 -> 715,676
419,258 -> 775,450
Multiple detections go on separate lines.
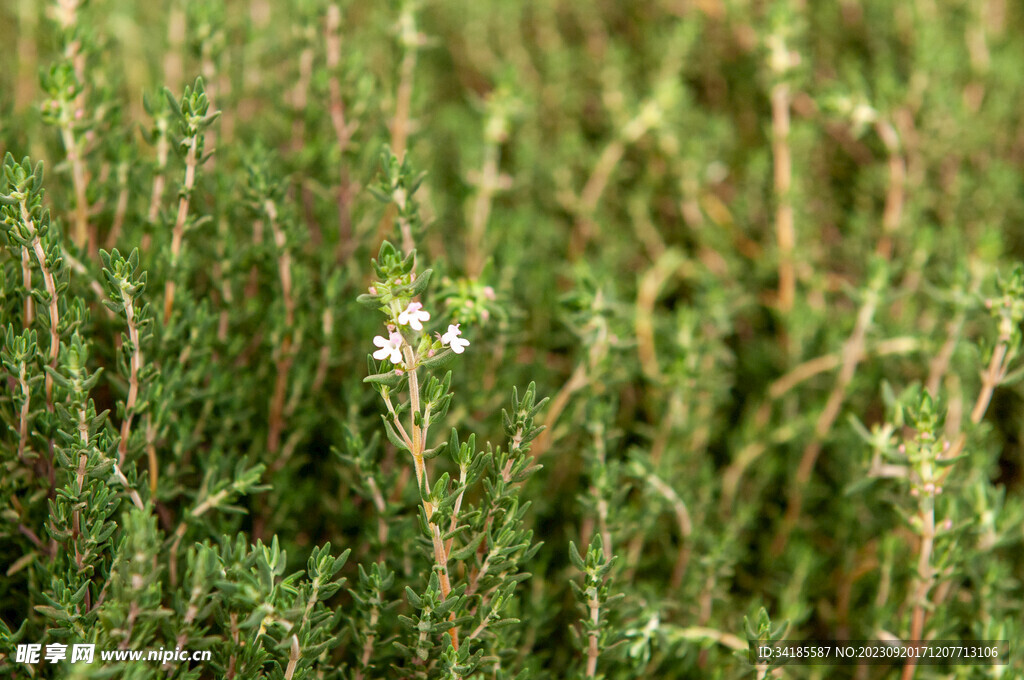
874,119 -> 905,258
163,4 -> 185,95
771,82 -> 795,313
391,28 -> 417,163
325,4 -> 355,260
145,415 -> 158,497
265,200 -> 297,456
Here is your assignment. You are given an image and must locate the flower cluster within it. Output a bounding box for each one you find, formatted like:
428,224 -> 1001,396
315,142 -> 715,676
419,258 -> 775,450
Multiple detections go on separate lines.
371,302 -> 470,369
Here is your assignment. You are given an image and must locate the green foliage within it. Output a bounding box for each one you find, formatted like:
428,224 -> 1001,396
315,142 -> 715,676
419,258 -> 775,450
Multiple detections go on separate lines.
2,0 -> 1024,678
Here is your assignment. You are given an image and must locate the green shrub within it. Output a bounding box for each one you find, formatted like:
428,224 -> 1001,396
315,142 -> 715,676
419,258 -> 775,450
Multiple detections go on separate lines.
2,1 -> 1023,678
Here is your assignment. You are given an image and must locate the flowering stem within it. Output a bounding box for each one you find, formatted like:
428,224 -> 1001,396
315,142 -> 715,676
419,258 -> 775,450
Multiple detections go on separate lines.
401,341 -> 459,651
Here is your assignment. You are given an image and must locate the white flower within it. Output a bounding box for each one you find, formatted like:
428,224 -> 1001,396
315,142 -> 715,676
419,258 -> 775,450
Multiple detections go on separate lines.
398,301 -> 431,331
372,332 -> 404,364
441,323 -> 470,354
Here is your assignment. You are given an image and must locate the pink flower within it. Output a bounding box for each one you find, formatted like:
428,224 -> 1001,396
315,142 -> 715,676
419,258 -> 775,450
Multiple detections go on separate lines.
372,332 -> 404,364
398,301 -> 431,331
441,324 -> 470,354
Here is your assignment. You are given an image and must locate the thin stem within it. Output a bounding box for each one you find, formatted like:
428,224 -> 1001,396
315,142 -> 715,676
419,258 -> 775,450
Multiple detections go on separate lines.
142,114 -> 169,253
117,291 -> 142,468
311,306 -> 333,393
266,199 -> 297,456
21,200 -> 60,409
58,100 -> 91,250
643,471 -> 693,590
112,462 -> 145,511
585,589 -> 600,678
901,498 -> 935,680
391,13 -> 418,164
163,2 -> 185,95
572,104 -> 655,256
106,161 -> 130,249
21,248 -> 34,327
73,398 -> 91,610
163,134 -> 199,324
445,463 -> 468,556
382,391 -> 415,450
903,320 -> 1012,680
466,142 -> 500,277
771,80 -> 795,313
353,603 -> 380,680
401,341 -> 459,651
16,364 -> 31,463
375,4 -> 420,252
325,4 -> 355,260
875,118 -> 905,258
283,635 -> 300,680
365,475 -> 390,556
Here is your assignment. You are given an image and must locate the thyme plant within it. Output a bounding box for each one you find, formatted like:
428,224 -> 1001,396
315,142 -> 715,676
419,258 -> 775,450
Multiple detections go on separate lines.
2,0 -> 1024,679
